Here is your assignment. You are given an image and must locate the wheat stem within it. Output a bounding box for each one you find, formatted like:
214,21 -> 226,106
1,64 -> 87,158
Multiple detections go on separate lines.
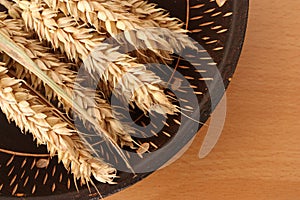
0,147 -> 50,157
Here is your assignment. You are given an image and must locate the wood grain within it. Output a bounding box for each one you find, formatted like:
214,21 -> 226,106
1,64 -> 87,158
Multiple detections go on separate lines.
106,0 -> 300,199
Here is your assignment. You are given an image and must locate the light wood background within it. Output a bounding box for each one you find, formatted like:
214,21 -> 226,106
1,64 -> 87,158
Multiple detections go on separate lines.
107,1 -> 300,199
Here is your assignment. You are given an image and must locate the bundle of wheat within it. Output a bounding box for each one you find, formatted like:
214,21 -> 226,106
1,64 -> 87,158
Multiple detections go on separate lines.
0,0 -> 238,197
0,0 -> 191,188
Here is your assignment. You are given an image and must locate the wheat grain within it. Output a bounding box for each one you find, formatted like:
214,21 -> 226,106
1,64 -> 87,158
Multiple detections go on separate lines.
16,0 -> 177,115
0,61 -> 117,184
0,0 -> 21,19
0,14 -> 133,147
216,0 -> 227,7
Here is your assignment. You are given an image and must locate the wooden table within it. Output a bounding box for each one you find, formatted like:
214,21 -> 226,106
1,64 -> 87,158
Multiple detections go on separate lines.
107,1 -> 300,199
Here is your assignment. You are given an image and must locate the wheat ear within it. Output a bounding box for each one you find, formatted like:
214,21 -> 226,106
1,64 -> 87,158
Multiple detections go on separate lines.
17,0 -> 177,115
0,61 -> 116,184
19,1 -> 106,61
86,45 -> 178,115
0,14 -> 134,148
127,0 -> 186,33
43,0 -> 196,61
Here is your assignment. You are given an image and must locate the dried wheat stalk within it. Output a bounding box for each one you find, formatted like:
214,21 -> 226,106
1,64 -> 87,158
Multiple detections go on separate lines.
86,45 -> 178,115
43,0 -> 189,37
123,0 -> 196,62
43,0 -> 196,61
0,14 -> 133,147
20,0 -> 105,61
17,0 -> 177,115
0,61 -> 117,184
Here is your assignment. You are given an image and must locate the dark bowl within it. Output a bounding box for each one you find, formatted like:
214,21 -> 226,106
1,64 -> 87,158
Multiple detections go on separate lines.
0,0 -> 248,199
